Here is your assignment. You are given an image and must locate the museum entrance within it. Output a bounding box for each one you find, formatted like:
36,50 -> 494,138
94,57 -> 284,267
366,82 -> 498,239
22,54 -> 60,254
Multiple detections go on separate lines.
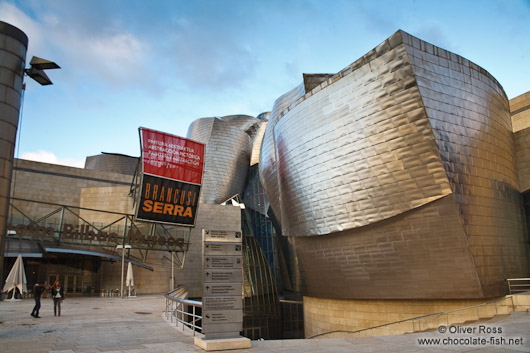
48,273 -> 83,296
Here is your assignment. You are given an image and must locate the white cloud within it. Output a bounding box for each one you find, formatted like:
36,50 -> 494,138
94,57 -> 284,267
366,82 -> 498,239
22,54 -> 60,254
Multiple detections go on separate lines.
0,2 -> 45,52
1,2 -> 151,89
54,28 -> 149,87
20,150 -> 84,168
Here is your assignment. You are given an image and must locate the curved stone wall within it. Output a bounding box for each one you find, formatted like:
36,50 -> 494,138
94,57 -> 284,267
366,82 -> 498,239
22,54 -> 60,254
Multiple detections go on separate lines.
259,30 -> 529,299
84,153 -> 138,176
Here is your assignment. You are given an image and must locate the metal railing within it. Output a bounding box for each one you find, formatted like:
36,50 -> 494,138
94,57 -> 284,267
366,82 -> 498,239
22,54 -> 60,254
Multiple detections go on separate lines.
164,287 -> 202,336
309,295 -> 516,339
507,278 -> 530,294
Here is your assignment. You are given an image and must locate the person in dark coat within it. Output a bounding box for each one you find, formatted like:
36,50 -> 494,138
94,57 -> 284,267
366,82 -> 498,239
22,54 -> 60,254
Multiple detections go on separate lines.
31,282 -> 44,318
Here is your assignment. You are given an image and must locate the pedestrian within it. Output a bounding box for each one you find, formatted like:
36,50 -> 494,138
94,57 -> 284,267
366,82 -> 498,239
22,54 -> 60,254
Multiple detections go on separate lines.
30,282 -> 44,318
51,280 -> 65,316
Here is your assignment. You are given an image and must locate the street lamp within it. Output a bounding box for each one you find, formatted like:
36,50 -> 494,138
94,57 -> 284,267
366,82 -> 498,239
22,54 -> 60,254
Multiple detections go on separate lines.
25,56 -> 60,86
116,244 -> 132,298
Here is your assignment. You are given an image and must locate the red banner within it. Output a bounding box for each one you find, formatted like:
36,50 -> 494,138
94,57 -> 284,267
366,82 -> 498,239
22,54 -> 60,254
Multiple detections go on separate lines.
141,127 -> 205,184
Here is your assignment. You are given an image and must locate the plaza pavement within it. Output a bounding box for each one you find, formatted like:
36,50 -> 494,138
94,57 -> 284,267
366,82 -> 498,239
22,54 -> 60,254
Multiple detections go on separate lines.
0,295 -> 529,353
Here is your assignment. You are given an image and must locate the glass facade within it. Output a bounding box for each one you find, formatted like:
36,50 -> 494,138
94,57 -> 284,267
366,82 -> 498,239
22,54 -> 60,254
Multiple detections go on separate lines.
240,164 -> 304,339
242,235 -> 281,339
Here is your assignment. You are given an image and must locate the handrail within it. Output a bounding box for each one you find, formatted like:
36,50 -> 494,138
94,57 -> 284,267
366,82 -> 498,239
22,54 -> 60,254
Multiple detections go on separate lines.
308,295 -> 516,339
164,287 -> 202,336
507,278 -> 530,294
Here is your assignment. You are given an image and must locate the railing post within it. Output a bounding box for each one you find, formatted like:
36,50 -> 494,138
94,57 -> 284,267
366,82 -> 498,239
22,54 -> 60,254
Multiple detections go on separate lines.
58,206 -> 65,242
193,305 -> 196,336
173,301 -> 176,324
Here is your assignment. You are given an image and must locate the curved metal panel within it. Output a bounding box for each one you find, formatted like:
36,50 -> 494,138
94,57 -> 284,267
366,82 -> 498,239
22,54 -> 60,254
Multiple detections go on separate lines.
250,120 -> 268,166
262,33 -> 452,237
401,31 -> 529,296
259,83 -> 306,226
261,30 -> 529,299
187,115 -> 262,204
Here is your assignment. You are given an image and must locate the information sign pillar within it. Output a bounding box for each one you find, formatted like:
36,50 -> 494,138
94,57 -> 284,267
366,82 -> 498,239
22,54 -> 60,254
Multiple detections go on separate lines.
195,229 -> 251,350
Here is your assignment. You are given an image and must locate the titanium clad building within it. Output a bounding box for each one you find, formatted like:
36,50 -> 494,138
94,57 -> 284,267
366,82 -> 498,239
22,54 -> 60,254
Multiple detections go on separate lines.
259,29 -> 530,307
187,115 -> 266,204
3,25 -> 530,339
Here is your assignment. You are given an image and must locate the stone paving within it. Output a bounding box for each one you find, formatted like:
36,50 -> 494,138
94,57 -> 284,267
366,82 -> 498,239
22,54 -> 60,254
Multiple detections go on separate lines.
0,295 -> 529,353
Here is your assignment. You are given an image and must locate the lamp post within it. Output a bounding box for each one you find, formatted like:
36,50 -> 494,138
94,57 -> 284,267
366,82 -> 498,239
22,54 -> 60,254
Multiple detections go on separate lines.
116,245 -> 131,298
0,22 -> 60,297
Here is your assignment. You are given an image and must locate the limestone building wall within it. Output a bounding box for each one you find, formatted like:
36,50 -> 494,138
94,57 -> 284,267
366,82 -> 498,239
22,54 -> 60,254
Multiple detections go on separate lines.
303,295 -> 520,338
511,91 -> 530,133
8,159 -> 241,295
512,92 -> 530,193
81,186 -> 241,295
171,203 -> 241,298
84,153 -> 138,176
10,159 -> 132,220
96,203 -> 240,297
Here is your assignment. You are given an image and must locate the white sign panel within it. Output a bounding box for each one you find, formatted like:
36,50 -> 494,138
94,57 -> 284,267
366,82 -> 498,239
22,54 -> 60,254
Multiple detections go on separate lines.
203,242 -> 242,256
203,310 -> 243,324
203,230 -> 242,242
204,256 -> 242,269
203,283 -> 242,296
203,296 -> 243,311
203,269 -> 243,283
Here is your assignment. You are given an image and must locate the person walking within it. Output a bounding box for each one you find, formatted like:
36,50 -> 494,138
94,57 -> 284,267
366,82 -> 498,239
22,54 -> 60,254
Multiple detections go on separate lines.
51,280 -> 65,316
30,282 -> 44,318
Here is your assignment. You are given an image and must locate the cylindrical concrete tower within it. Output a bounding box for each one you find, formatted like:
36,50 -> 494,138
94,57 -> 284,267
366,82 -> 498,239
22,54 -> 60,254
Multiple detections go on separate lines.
0,21 -> 28,289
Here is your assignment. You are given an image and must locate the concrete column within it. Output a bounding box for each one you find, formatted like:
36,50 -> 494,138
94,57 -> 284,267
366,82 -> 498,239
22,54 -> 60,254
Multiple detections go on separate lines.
0,21 -> 28,291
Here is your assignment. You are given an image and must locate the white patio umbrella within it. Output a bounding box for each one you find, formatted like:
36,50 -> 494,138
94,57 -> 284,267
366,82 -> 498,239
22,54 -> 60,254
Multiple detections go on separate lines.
2,255 -> 27,301
126,262 -> 135,297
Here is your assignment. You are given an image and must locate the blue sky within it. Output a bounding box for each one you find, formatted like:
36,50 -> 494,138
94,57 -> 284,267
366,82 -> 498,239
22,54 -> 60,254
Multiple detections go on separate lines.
1,0 -> 529,168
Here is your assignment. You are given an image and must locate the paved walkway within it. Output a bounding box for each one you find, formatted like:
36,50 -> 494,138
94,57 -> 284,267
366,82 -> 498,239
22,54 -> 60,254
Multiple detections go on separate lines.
0,295 -> 529,352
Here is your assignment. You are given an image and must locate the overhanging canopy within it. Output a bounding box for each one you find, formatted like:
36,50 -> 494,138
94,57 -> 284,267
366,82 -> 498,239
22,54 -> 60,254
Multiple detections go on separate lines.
5,239 -> 153,271
43,246 -> 154,271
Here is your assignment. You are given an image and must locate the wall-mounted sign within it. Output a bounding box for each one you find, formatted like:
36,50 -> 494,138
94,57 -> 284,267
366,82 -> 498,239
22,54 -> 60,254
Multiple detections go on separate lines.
136,174 -> 200,226
140,127 -> 205,184
6,222 -> 186,252
136,128 -> 205,226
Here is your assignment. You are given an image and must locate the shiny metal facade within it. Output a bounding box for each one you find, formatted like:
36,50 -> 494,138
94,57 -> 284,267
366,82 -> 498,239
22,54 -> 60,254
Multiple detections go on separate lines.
259,83 -> 306,226
187,115 -> 265,204
259,30 -> 529,299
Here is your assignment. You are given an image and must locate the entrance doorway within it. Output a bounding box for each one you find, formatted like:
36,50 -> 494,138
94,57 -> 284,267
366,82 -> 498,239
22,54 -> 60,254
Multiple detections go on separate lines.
48,274 -> 83,296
